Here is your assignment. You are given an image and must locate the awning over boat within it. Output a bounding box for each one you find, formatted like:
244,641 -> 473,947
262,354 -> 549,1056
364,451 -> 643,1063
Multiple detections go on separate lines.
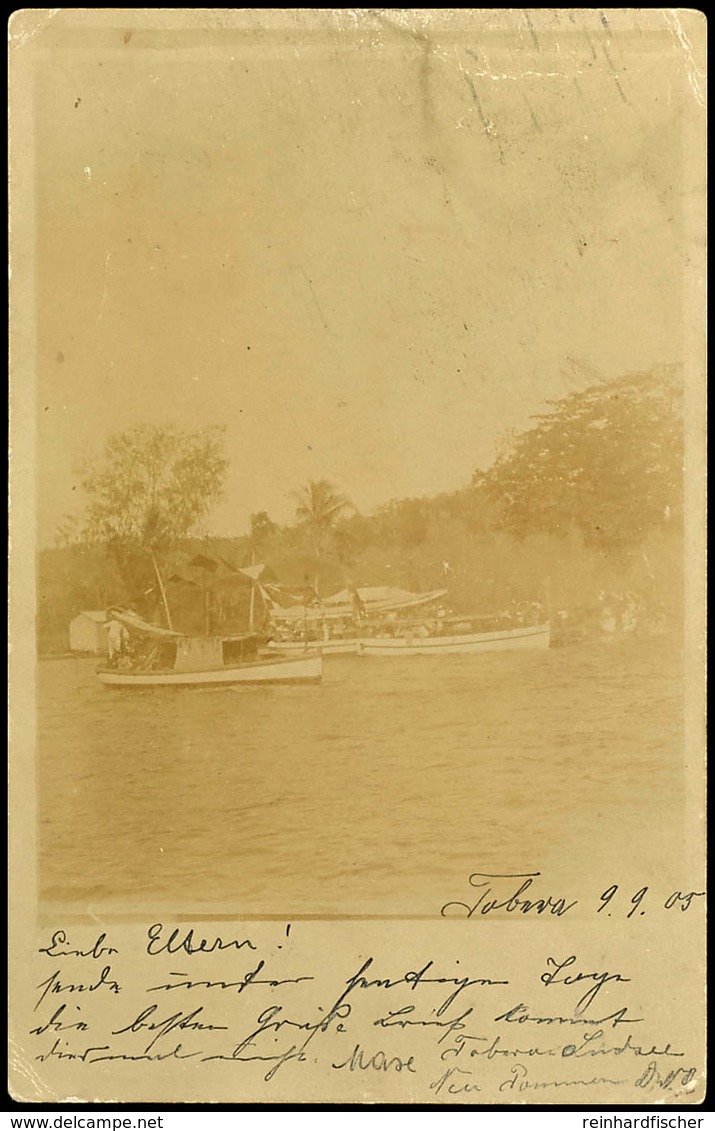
107,607 -> 186,639
167,555 -> 278,589
108,608 -> 265,644
325,586 -> 448,610
238,563 -> 270,582
267,586 -> 448,622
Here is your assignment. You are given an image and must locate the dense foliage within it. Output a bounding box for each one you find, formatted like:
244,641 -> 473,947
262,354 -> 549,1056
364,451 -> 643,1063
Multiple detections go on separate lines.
473,366 -> 683,552
75,424 -> 228,551
39,368 -> 684,651
60,424 -> 228,626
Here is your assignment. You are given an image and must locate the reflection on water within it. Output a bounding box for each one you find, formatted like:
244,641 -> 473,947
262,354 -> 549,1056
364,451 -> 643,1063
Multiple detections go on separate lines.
38,638 -> 684,917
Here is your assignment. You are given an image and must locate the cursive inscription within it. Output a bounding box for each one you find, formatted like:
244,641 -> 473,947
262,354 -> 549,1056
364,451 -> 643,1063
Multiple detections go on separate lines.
332,1042 -> 416,1074
499,1063 -> 627,1092
34,966 -> 121,1012
494,1002 -> 641,1028
441,872 -> 578,919
38,930 -> 118,960
82,1044 -> 201,1064
146,961 -> 313,995
440,871 -> 706,920
540,954 -> 630,1013
343,956 -> 509,1015
29,1003 -> 89,1036
635,1061 -> 698,1093
112,1004 -> 228,1054
430,1066 -> 482,1096
26,915 -> 702,1102
35,1040 -> 111,1063
146,923 -> 257,956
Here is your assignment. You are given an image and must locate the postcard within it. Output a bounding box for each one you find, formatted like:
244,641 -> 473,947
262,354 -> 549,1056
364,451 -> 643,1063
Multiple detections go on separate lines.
8,8 -> 706,1106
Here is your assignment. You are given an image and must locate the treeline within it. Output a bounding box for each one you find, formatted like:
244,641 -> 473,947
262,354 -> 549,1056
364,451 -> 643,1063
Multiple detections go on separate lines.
38,365 -> 684,653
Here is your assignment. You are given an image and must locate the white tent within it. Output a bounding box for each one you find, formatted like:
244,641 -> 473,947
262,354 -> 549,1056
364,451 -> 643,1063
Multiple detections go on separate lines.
69,611 -> 107,653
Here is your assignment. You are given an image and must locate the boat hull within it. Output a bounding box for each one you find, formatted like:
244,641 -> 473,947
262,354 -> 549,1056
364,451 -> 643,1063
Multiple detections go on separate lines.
358,623 -> 551,656
267,639 -> 359,656
97,653 -> 322,687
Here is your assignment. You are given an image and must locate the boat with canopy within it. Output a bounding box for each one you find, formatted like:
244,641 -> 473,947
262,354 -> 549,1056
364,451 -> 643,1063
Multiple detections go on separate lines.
262,583 -> 550,657
264,585 -> 449,655
96,607 -> 322,687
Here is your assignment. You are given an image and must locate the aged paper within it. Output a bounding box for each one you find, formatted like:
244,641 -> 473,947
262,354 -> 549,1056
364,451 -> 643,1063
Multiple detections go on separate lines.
9,8 -> 706,1106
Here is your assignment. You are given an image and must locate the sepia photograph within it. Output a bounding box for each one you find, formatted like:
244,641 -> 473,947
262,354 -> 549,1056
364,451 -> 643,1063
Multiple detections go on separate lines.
9,7 -> 706,1107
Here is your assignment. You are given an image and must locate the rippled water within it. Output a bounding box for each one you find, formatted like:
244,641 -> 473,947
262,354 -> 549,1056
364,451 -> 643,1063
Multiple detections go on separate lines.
38,637 -> 685,917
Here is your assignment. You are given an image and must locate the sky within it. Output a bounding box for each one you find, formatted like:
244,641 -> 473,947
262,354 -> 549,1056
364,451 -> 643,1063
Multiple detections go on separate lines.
29,9 -> 703,545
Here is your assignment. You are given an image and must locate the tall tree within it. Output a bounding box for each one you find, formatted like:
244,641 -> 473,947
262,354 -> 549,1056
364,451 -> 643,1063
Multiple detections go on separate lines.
292,479 -> 353,589
70,424 -> 228,626
249,511 -> 277,561
473,366 -> 683,554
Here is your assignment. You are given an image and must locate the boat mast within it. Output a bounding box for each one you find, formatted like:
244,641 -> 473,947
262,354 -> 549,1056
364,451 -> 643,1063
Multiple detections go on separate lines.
249,583 -> 256,632
150,549 -> 173,630
248,549 -> 256,633
543,574 -> 553,623
202,569 -> 210,636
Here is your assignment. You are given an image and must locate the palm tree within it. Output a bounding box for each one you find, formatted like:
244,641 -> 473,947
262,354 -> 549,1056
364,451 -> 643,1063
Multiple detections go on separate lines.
292,479 -> 353,591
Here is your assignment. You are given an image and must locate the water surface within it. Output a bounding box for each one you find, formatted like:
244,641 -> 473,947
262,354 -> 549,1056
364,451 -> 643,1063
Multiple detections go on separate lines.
38,637 -> 685,917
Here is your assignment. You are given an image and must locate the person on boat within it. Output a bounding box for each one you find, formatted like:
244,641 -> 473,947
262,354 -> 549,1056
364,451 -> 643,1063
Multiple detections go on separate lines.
104,616 -> 129,666
350,585 -> 365,625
